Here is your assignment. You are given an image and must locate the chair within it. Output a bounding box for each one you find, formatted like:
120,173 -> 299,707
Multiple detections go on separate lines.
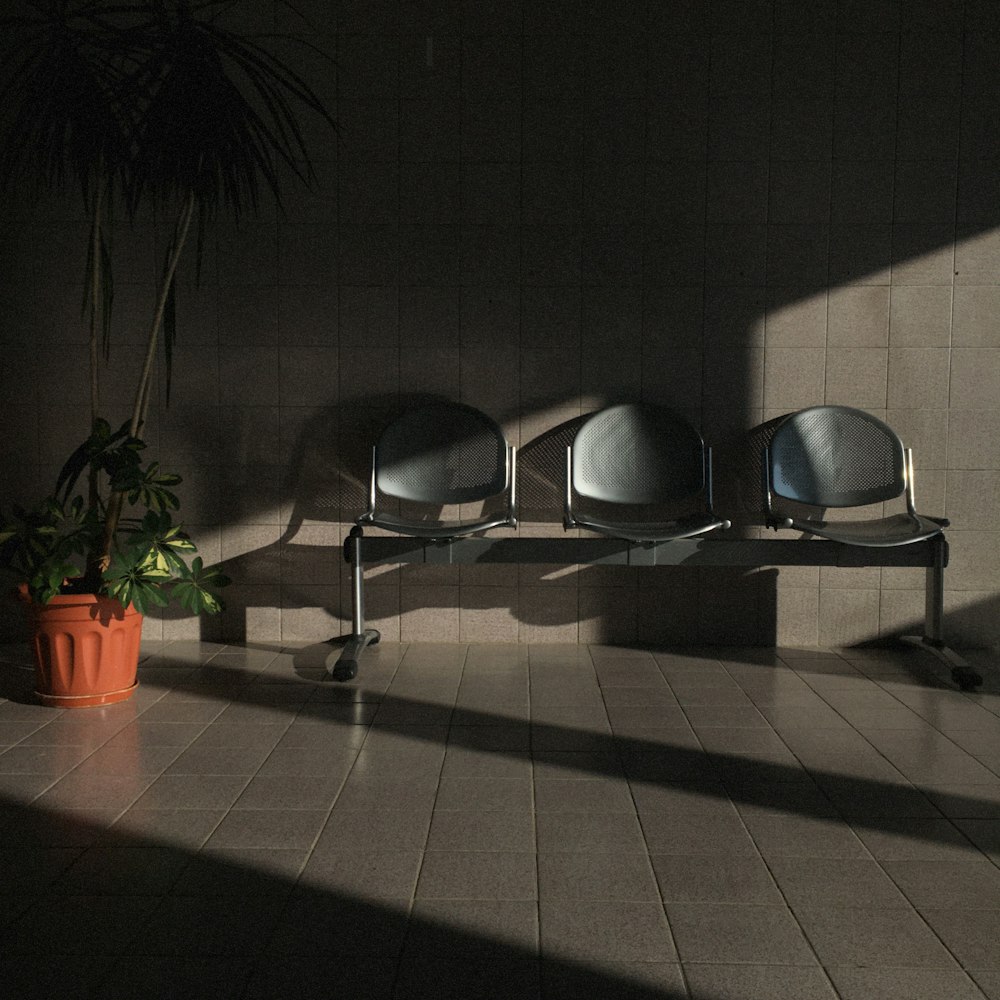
358,401 -> 517,537
762,405 -> 983,689
329,401 -> 516,680
564,403 -> 730,543
763,405 -> 945,546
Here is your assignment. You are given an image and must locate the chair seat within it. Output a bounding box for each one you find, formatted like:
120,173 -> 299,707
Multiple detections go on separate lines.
786,512 -> 946,548
569,512 -> 731,544
362,511 -> 514,539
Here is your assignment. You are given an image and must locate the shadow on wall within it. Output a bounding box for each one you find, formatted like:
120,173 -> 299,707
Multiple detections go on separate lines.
4,3 -> 1000,647
196,395 -> 781,645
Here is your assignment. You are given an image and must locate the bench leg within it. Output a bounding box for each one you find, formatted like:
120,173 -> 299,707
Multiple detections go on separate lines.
326,526 -> 380,681
901,535 -> 982,691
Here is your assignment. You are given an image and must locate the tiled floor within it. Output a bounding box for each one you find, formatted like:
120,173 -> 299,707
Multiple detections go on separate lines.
1,640 -> 999,999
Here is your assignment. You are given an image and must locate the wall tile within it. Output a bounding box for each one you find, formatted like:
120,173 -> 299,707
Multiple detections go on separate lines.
889,287 -> 953,347
888,408 -> 949,469
706,162 -> 769,223
952,287 -> 1000,348
763,349 -> 826,409
825,349 -> 888,408
771,98 -> 834,160
827,286 -> 890,347
765,290 -> 828,348
955,228 -> 1000,286
829,224 -> 892,286
399,286 -> 460,349
818,589 -> 880,647
946,471 -> 1000,531
887,349 -> 950,409
769,162 -> 832,224
830,162 -> 893,224
950,349 -> 1000,410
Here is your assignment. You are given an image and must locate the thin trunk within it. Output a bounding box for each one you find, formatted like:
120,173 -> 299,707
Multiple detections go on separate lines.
87,185 -> 104,512
88,185 -> 103,425
90,192 -> 196,584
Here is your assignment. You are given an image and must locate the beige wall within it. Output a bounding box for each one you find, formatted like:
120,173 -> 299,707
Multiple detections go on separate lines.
2,0 -> 999,648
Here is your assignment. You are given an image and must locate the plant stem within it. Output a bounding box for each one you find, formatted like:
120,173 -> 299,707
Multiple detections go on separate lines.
91,191 -> 196,584
87,183 -> 105,514
89,184 -> 104,427
132,191 -> 196,436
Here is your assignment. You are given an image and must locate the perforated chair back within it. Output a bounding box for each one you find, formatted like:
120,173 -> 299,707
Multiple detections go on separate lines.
769,406 -> 905,508
375,402 -> 509,505
572,403 -> 706,505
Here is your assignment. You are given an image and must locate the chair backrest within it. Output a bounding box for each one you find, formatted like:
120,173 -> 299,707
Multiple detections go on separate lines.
768,405 -> 906,508
375,402 -> 509,505
572,403 -> 706,505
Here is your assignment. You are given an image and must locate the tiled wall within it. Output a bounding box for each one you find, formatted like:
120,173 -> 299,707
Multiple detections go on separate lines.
2,0 -> 1000,649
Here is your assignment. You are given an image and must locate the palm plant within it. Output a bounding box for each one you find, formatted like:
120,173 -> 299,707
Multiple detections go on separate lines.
0,0 -> 334,610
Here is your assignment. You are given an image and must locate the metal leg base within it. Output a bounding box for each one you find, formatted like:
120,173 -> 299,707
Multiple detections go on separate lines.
901,635 -> 983,691
326,629 -> 380,681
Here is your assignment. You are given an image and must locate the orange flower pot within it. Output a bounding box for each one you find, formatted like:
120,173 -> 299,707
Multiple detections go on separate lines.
22,590 -> 142,708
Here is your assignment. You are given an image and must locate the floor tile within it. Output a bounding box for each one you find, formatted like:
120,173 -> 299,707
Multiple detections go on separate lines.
136,895 -> 285,956
683,964 -> 838,999
739,811 -> 870,859
827,967 -> 990,1000
314,807 -> 433,852
425,810 -> 535,852
535,811 -> 647,853
651,854 -> 783,904
434,775 -> 533,812
537,852 -> 659,901
298,849 -> 422,898
850,817 -> 983,861
882,858 -> 1000,909
920,908 -> 1000,968
394,954 -> 540,1000
793,904 -> 959,968
767,857 -> 911,907
665,902 -> 816,965
540,961 -> 685,1000
0,847 -> 83,892
267,896 -> 410,958
408,899 -> 539,955
638,807 -> 759,855
204,808 -> 328,849
95,956 -> 251,1000
1,895 -> 160,955
172,848 -> 307,896
416,851 -> 537,899
53,845 -> 190,895
534,777 -> 634,813
232,773 -> 346,810
243,956 -> 395,1000
539,900 -> 675,963
131,774 -> 250,810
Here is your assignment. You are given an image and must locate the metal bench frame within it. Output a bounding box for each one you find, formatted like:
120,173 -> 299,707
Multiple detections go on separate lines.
327,530 -> 980,691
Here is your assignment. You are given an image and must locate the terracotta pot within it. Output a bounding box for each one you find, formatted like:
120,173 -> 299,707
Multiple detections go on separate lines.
21,590 -> 142,708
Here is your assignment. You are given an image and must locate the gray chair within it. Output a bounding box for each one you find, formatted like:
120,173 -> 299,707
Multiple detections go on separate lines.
763,405 -> 946,546
358,401 -> 517,537
329,402 -> 516,680
564,403 -> 729,543
762,406 -> 983,689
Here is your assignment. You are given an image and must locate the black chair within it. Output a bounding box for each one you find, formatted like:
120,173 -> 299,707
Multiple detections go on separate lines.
564,403 -> 729,543
329,401 -> 516,680
763,405 -> 945,546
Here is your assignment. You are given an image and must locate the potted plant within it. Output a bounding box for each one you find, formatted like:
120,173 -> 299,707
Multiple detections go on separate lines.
0,0 -> 335,704
1,419 -> 230,706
